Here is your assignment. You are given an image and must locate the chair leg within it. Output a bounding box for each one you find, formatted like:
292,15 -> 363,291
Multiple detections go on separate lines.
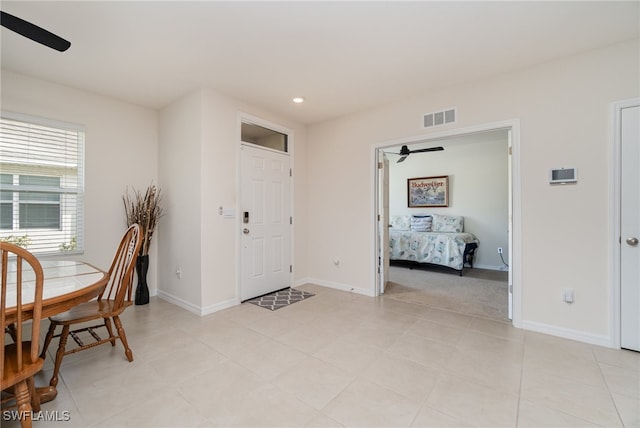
104,317 -> 116,346
40,321 -> 57,359
49,325 -> 70,389
26,376 -> 40,413
112,316 -> 133,362
13,380 -> 33,428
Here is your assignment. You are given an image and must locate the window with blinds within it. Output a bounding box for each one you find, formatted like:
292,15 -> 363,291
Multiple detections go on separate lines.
0,112 -> 85,255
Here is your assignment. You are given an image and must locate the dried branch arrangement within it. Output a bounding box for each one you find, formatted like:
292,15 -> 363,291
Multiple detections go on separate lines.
122,184 -> 164,256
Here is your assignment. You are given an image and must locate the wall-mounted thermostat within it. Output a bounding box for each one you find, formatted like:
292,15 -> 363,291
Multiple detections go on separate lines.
549,167 -> 577,185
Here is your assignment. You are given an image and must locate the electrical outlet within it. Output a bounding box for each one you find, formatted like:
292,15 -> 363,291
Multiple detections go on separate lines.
497,247 -> 503,254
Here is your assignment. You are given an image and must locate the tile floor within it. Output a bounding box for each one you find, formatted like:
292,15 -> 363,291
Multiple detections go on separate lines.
5,283 -> 639,427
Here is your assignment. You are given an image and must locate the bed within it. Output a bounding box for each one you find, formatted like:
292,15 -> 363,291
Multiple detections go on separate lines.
388,214 -> 479,276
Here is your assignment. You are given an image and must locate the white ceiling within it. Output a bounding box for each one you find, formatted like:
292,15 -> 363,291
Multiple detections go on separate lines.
1,1 -> 638,125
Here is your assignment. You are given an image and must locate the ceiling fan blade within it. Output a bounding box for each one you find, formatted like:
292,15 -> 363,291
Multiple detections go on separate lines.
411,146 -> 445,153
1,11 -> 71,52
397,155 -> 408,163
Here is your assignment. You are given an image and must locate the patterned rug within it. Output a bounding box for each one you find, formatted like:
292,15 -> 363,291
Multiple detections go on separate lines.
246,288 -> 315,311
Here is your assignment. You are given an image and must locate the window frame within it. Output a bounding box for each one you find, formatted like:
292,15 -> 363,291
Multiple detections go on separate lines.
0,111 -> 85,255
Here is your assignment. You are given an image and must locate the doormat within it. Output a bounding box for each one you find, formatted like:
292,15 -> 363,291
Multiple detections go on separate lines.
246,288 -> 315,311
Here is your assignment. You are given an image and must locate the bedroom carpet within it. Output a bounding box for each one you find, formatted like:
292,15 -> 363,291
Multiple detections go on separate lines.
246,288 -> 315,311
385,266 -> 509,322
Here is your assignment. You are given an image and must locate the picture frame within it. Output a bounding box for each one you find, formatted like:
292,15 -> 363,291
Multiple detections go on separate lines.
407,175 -> 449,207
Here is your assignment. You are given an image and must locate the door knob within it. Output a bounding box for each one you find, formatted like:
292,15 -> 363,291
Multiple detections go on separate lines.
626,237 -> 639,246
243,228 -> 250,234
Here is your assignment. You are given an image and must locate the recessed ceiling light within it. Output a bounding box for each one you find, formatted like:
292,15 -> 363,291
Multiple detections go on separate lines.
292,97 -> 304,104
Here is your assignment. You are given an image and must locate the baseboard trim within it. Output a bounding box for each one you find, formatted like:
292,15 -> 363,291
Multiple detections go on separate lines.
473,263 -> 508,271
295,277 -> 375,297
156,290 -> 237,316
521,320 -> 613,348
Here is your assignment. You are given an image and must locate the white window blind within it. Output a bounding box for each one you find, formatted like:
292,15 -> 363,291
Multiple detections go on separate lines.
0,112 -> 85,255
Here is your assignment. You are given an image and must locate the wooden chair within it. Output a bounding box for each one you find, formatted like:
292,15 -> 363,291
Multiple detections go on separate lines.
1,242 -> 45,428
40,224 -> 142,396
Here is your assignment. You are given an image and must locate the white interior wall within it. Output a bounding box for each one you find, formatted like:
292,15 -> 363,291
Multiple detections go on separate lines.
157,91 -> 203,309
305,39 -> 639,345
0,71 -> 159,289
388,135 -> 509,269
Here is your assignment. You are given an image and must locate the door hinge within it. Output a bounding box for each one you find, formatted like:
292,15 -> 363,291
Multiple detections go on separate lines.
290,216 -> 293,225
378,162 -> 383,169
290,168 -> 292,177
509,283 -> 513,293
290,265 -> 293,273
508,146 -> 512,155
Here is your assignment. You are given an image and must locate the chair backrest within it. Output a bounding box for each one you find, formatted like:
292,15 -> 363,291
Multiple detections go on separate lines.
98,224 -> 142,309
1,242 -> 45,383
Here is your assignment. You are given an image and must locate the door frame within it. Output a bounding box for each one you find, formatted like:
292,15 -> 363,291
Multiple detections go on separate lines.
237,112 -> 294,303
609,98 -> 640,349
371,119 -> 522,328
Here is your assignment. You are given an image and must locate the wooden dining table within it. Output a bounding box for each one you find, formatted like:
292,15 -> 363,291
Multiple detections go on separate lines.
4,259 -> 109,403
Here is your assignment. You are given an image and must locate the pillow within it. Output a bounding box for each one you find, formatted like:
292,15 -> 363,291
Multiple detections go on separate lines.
410,215 -> 432,232
431,213 -> 464,233
390,215 -> 411,230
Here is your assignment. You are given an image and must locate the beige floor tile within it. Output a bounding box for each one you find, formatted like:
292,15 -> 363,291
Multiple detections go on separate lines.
379,297 -> 439,320
386,332 -> 458,370
94,390 -> 211,427
612,392 -> 640,428
410,405 -> 474,428
407,318 -> 466,346
304,413 -> 345,427
520,367 -> 623,427
411,305 -> 474,330
338,322 -> 404,350
444,351 -> 522,394
69,363 -> 172,426
359,352 -> 442,403
177,359 -> 317,427
196,322 -> 271,360
21,291 -> 640,428
426,373 -> 518,428
457,330 -> 524,364
323,378 -> 421,427
593,346 -> 640,370
517,400 -> 602,427
243,310 -> 306,338
275,321 -> 348,354
365,309 -> 420,333
312,337 -> 380,375
600,362 -> 640,398
231,336 -> 308,381
147,340 -> 227,383
524,332 -> 607,388
467,316 -> 525,343
272,355 -> 355,410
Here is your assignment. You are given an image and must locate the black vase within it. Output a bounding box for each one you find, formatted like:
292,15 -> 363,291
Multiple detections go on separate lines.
135,254 -> 150,305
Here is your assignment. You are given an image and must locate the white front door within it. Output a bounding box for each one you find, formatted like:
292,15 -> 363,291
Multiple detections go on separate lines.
240,144 -> 292,301
620,103 -> 640,351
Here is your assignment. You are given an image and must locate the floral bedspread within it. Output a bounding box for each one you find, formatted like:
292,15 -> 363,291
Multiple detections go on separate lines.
389,230 -> 479,270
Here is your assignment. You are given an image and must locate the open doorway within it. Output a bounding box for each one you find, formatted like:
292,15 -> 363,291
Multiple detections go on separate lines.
373,121 -> 520,326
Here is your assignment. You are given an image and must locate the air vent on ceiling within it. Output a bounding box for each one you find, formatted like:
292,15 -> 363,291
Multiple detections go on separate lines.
423,108 -> 456,128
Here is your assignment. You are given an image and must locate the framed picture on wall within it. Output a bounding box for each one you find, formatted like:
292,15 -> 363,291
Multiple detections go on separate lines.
408,175 -> 449,207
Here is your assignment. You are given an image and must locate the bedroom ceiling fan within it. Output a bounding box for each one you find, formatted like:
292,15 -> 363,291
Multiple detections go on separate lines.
391,145 -> 444,163
1,11 -> 71,52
